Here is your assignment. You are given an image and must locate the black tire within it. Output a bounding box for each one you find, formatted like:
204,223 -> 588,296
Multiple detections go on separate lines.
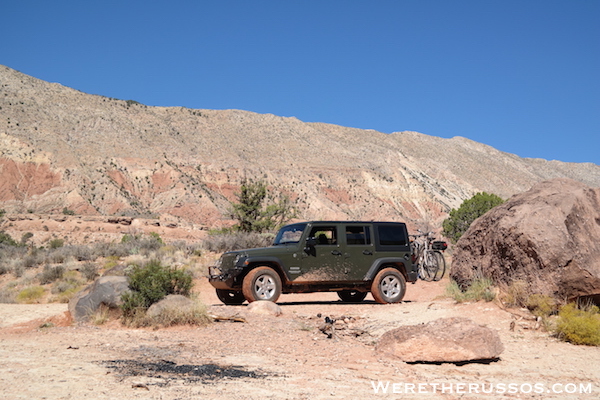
337,290 -> 368,303
242,266 -> 282,303
216,289 -> 246,305
371,267 -> 406,304
432,251 -> 446,281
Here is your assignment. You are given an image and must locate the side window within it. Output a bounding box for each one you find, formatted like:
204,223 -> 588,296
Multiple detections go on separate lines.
345,226 -> 371,245
377,225 -> 408,246
309,226 -> 337,245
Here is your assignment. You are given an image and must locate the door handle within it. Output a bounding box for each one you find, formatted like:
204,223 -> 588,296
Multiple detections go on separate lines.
363,250 -> 373,255
331,250 -> 342,256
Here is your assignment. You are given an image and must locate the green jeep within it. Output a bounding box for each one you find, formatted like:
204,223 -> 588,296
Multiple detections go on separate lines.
209,221 -> 417,305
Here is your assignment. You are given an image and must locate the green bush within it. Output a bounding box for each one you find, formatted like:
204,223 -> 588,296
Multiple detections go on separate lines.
0,231 -> 18,247
62,207 -> 75,215
230,178 -> 295,233
442,192 -> 504,243
121,260 -> 193,322
554,303 -> 600,346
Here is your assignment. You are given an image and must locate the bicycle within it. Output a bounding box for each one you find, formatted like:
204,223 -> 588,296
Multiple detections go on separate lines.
409,231 -> 447,281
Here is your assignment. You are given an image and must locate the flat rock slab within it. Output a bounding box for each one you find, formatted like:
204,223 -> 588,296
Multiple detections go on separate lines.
376,317 -> 504,363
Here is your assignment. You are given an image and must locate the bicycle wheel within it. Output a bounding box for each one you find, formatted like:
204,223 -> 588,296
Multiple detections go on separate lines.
421,250 -> 439,282
432,251 -> 446,281
417,254 -> 431,281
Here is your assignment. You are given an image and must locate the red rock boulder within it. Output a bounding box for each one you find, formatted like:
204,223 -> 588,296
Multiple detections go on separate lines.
451,178 -> 600,303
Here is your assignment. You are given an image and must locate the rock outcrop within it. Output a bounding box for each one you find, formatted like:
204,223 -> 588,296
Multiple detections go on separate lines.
375,317 -> 503,363
451,178 -> 600,304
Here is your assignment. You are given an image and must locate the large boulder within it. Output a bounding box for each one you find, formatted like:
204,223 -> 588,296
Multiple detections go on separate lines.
375,317 -> 503,363
68,276 -> 130,322
451,178 -> 600,303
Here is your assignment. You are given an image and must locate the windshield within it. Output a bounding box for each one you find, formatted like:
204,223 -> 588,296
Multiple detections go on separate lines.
273,223 -> 307,245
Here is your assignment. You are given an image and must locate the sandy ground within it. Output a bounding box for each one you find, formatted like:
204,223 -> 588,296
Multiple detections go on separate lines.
0,278 -> 598,400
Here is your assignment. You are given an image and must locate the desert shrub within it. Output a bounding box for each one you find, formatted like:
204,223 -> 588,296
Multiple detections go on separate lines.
48,238 -> 64,249
442,192 -> 504,243
39,265 -> 65,285
0,231 -> 18,246
80,262 -> 99,281
93,242 -> 130,258
0,263 -> 10,275
16,286 -> 46,303
90,304 -> 112,325
121,260 -> 193,322
70,245 -> 94,261
45,247 -> 68,264
120,233 -> 163,256
0,287 -> 16,303
19,253 -> 42,269
20,232 -> 33,245
203,231 -> 273,253
142,300 -> 211,328
526,294 -> 557,317
501,280 -> 530,307
446,277 -> 495,303
554,303 -> 600,346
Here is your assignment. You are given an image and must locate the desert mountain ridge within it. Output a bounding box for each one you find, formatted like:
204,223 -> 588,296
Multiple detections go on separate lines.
1,64 -> 599,243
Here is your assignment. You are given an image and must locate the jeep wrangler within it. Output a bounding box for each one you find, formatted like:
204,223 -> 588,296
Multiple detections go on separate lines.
209,221 -> 417,304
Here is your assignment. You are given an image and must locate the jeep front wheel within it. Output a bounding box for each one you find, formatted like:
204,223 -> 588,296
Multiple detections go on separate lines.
216,289 -> 246,305
371,267 -> 406,304
242,266 -> 282,303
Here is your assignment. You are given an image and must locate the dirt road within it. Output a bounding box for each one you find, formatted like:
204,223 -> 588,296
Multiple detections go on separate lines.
0,278 -> 598,399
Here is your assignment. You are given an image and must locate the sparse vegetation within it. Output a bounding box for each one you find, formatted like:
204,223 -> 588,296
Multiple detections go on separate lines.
120,260 -> 193,325
142,299 -> 211,328
442,192 -> 504,243
554,303 -> 600,346
203,231 -> 273,252
446,277 -> 495,303
16,286 -> 46,303
0,231 -> 18,246
62,207 -> 75,215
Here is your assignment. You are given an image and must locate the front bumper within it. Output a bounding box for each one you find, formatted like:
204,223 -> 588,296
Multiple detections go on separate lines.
208,262 -> 246,290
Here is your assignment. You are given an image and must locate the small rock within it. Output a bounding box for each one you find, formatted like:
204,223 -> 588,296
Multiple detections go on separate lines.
246,301 -> 282,316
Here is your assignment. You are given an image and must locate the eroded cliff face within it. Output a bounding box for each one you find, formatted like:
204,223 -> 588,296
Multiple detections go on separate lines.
1,65 -> 600,235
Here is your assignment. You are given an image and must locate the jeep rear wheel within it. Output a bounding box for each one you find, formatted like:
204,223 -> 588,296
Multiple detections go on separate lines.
371,267 -> 406,304
242,266 -> 282,303
216,289 -> 246,305
337,290 -> 368,302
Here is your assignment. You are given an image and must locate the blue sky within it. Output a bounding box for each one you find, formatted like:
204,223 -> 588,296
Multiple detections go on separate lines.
2,1 -> 599,164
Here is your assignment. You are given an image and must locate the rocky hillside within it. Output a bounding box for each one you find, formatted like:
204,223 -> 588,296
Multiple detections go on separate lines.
1,65 -> 599,241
